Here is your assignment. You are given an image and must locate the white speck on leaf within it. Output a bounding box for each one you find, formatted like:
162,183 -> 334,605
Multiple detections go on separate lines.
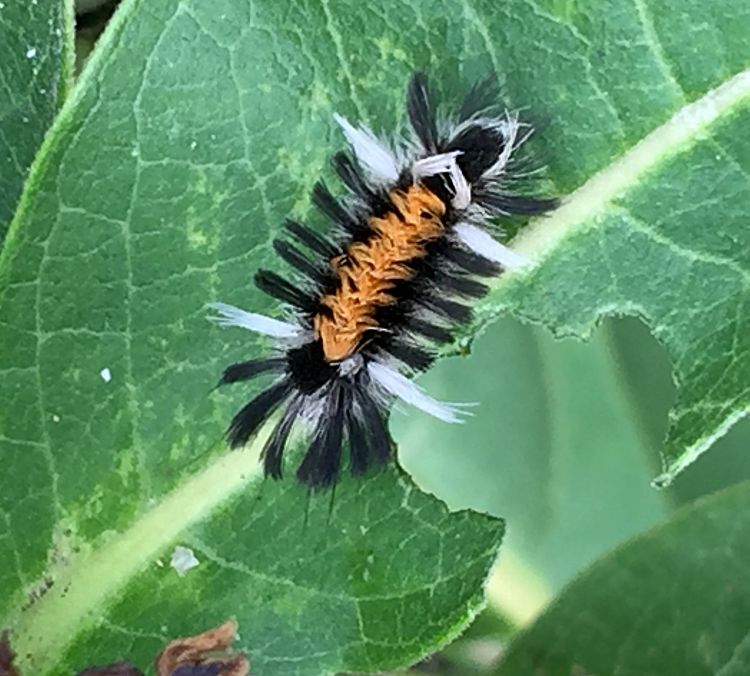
190,140 -> 197,150
170,545 -> 199,576
100,367 -> 112,383
52,414 -> 60,423
26,47 -> 37,59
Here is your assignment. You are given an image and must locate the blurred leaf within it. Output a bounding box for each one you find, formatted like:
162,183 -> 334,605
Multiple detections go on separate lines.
0,0 -> 73,243
610,319 -> 750,504
399,318 -> 670,598
402,318 -> 750,664
435,609 -> 513,675
404,317 -> 750,625
74,0 -> 119,74
0,0 -> 748,674
496,481 -> 750,676
76,0 -> 114,14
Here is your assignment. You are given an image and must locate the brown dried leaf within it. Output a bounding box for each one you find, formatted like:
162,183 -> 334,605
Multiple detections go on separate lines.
155,620 -> 249,676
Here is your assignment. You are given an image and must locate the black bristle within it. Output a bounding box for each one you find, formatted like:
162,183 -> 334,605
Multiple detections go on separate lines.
446,123 -> 506,183
218,357 -> 285,386
355,388 -> 390,464
418,294 -> 473,324
475,189 -> 561,215
407,72 -> 438,153
345,402 -> 370,475
406,317 -> 453,344
262,399 -> 300,479
382,339 -> 435,371
286,340 -> 337,395
312,181 -> 363,235
284,219 -> 338,259
226,379 -> 292,449
296,385 -> 346,489
434,270 -> 490,299
458,74 -> 501,121
368,301 -> 417,347
442,245 -> 502,277
273,239 -> 324,284
254,269 -> 316,312
332,151 -> 390,214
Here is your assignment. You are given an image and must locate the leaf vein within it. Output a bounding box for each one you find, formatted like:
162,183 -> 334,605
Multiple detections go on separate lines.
619,206 -> 750,282
632,0 -> 688,101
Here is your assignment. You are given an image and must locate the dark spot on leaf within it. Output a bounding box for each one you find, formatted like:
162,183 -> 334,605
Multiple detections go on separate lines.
21,576 -> 54,611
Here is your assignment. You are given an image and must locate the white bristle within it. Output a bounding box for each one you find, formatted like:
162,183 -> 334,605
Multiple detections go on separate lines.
207,302 -> 300,338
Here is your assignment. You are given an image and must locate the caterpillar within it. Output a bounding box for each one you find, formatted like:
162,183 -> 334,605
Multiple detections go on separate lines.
209,72 -> 558,489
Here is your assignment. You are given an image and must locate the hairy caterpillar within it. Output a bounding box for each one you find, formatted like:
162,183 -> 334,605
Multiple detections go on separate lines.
210,73 -> 558,489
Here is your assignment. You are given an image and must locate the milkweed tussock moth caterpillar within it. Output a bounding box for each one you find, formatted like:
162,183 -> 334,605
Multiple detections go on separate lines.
209,73 -> 558,490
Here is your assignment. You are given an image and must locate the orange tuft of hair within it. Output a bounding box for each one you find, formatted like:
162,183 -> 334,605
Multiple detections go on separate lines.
314,185 -> 446,361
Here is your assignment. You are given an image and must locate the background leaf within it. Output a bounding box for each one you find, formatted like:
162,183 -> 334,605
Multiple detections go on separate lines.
0,0 -> 73,243
0,0 -> 748,674
400,317 -> 750,624
495,481 -> 750,676
399,318 -> 670,594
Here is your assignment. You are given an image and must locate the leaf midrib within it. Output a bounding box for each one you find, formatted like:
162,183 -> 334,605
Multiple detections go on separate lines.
512,69 -> 750,265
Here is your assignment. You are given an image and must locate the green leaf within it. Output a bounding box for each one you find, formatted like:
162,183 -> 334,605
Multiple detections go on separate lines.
0,0 -> 73,243
0,0 -> 748,674
474,65 -> 750,483
13,463 -> 503,675
0,1 -> 504,673
496,481 -> 750,676
458,0 -> 750,483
